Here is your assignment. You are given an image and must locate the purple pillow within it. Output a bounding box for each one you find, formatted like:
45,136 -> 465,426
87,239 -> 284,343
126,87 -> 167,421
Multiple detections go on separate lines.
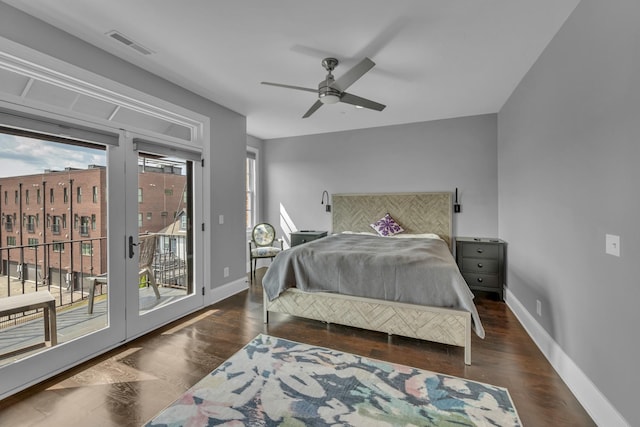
370,213 -> 405,236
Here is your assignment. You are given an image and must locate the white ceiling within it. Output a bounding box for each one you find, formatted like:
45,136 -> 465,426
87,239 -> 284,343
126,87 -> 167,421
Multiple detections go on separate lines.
4,0 -> 579,140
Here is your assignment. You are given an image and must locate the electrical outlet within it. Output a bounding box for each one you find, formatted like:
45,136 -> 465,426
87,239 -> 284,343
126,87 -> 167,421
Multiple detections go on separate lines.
536,300 -> 542,316
223,267 -> 229,277
605,234 -> 620,257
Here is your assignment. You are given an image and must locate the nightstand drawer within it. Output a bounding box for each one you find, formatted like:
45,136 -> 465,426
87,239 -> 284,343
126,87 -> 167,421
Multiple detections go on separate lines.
461,273 -> 500,289
461,244 -> 500,259
461,258 -> 499,274
290,230 -> 327,247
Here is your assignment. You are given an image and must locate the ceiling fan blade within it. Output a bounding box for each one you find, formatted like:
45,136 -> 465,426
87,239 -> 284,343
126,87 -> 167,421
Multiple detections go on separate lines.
302,100 -> 323,118
340,92 -> 386,111
331,57 -> 375,92
261,82 -> 317,93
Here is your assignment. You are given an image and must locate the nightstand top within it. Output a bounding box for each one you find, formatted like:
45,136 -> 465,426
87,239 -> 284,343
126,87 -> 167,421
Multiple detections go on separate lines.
291,230 -> 328,236
456,237 -> 506,244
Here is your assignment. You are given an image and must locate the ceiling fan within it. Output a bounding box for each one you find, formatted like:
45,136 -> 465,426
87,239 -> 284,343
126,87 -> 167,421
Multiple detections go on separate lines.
261,57 -> 386,118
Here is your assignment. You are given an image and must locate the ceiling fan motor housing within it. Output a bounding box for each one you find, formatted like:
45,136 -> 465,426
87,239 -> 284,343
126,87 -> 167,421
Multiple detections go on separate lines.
318,76 -> 341,104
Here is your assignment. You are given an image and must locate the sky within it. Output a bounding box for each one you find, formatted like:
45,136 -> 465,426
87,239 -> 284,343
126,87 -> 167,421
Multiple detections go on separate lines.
0,133 -> 106,178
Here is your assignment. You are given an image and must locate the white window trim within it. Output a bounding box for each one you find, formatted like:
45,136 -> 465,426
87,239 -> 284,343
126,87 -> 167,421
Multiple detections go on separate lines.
0,36 -> 208,148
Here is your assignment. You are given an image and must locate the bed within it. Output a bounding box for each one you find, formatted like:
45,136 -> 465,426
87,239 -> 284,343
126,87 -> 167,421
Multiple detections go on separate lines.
262,192 -> 484,364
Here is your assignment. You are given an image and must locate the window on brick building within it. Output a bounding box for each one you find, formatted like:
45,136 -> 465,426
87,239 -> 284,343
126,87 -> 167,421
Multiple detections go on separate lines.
81,242 -> 93,256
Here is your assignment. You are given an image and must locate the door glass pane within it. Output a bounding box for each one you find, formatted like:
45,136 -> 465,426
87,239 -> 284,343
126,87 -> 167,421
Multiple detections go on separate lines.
137,153 -> 192,315
0,131 -> 108,365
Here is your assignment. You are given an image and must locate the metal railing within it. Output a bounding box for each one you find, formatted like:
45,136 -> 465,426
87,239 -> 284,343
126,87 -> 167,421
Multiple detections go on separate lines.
0,237 -> 107,328
1,234 -> 189,328
153,252 -> 187,289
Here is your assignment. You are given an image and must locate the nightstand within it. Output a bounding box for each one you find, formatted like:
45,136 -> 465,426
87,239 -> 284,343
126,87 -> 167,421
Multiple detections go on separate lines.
290,230 -> 328,247
455,237 -> 506,300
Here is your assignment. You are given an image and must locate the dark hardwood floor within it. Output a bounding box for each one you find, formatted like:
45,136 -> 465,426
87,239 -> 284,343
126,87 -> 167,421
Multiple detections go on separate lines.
0,269 -> 595,426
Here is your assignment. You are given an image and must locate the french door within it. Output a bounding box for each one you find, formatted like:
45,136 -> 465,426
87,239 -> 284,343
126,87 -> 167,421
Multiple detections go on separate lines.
0,128 -> 204,399
124,135 -> 204,338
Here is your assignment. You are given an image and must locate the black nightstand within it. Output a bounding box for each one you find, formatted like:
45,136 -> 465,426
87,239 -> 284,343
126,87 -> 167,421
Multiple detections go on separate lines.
290,230 -> 328,247
455,237 -> 506,300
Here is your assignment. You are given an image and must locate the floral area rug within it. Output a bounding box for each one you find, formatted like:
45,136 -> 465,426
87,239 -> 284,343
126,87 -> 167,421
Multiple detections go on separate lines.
144,334 -> 521,426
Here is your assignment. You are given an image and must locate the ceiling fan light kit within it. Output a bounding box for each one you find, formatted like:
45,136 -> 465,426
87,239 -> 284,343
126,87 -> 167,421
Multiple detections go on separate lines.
261,57 -> 386,118
319,94 -> 340,104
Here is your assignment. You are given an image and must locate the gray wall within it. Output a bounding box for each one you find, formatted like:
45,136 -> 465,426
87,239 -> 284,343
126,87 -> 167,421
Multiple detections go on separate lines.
0,3 -> 247,288
264,114 -> 498,244
498,0 -> 639,424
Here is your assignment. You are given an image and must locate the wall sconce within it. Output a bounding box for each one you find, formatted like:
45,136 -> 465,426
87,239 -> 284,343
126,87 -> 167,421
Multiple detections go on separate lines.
454,187 -> 461,213
321,190 -> 331,213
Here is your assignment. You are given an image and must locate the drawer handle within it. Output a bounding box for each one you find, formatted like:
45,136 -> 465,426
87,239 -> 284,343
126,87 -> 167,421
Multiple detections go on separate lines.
477,277 -> 483,283
476,249 -> 484,253
477,263 -> 483,268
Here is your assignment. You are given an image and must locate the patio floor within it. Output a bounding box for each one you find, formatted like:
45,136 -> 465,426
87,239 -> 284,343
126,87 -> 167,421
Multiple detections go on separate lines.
0,285 -> 187,366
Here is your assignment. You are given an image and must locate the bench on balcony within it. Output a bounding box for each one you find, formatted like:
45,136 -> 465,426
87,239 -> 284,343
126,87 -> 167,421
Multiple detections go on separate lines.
0,291 -> 58,353
88,273 -> 107,314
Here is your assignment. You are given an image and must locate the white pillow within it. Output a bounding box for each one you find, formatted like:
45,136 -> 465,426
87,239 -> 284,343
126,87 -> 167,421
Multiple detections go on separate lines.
342,231 -> 377,236
388,233 -> 442,240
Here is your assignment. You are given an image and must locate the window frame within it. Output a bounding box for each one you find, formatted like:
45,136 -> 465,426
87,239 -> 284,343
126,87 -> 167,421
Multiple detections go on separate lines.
246,148 -> 259,231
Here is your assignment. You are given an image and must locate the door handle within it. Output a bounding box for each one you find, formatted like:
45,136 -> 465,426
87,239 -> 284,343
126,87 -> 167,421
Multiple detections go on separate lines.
128,235 -> 138,259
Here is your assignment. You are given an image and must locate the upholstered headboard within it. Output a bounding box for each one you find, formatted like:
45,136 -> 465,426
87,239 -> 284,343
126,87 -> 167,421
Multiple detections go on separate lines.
332,192 -> 453,250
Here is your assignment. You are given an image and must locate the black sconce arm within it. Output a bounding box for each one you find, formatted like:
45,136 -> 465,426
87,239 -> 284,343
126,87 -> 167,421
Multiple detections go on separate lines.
321,190 -> 331,212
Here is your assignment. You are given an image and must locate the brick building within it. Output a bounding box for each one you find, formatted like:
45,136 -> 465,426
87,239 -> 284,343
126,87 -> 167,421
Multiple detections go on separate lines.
0,163 -> 186,289
137,160 -> 188,234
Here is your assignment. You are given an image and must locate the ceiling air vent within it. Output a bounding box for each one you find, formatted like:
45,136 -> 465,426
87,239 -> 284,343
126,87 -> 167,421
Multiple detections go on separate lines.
106,30 -> 154,56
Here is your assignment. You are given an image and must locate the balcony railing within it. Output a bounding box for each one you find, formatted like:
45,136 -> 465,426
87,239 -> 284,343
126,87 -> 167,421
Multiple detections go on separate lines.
1,233 -> 188,328
0,237 -> 107,328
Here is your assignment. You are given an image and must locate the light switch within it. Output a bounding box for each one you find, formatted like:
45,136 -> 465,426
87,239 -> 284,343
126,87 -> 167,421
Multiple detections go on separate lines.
218,215 -> 224,225
605,234 -> 620,257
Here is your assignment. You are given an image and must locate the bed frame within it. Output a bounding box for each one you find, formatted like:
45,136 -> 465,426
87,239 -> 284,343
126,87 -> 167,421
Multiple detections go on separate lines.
263,192 -> 473,364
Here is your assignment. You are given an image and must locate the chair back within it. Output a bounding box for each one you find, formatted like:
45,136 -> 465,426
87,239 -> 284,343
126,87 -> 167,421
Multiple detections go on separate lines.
252,223 -> 276,247
139,234 -> 157,268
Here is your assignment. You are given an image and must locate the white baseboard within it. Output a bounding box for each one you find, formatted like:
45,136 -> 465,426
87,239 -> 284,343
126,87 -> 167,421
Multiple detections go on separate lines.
207,277 -> 248,305
505,289 -> 629,427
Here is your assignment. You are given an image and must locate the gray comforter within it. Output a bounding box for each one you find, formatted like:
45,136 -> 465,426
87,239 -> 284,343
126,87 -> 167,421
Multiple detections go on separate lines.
263,233 -> 485,338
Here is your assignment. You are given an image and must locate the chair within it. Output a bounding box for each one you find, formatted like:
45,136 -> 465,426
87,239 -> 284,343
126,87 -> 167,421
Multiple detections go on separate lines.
249,223 -> 283,279
88,234 -> 159,314
138,234 -> 160,299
